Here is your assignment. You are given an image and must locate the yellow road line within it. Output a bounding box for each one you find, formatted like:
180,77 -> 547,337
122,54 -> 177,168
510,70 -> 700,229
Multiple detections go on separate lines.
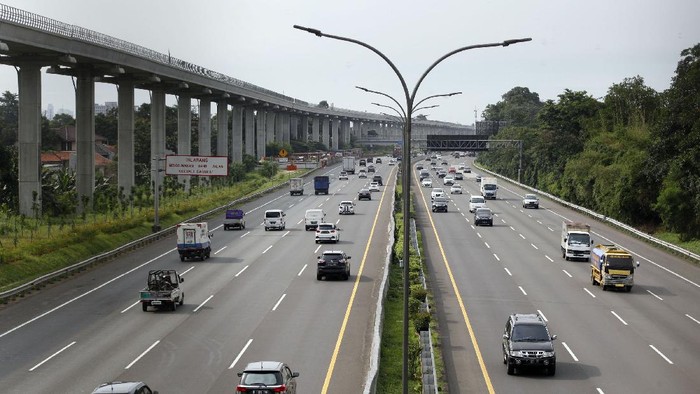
416,172 -> 496,393
321,166 -> 397,393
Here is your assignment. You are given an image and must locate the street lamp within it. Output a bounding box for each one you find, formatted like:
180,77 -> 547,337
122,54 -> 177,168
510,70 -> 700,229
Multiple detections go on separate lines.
294,24 -> 531,393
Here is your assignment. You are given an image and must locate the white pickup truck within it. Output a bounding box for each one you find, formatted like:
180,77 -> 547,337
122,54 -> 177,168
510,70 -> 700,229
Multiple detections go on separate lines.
140,270 -> 184,312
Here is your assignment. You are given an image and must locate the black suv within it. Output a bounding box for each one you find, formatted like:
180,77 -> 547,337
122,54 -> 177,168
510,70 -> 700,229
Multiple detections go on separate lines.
372,175 -> 383,185
502,313 -> 557,376
431,196 -> 448,212
237,361 -> 299,393
474,208 -> 493,226
317,250 -> 351,280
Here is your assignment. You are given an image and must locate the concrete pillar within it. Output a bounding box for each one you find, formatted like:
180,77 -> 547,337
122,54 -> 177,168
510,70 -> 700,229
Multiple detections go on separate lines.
117,80 -> 135,199
265,111 -> 275,147
244,108 -> 255,156
150,89 -> 166,191
301,116 -> 309,141
76,70 -> 95,211
342,120 -> 350,146
311,117 -> 320,143
177,93 -> 191,191
17,65 -> 42,217
231,106 -> 243,163
282,113 -> 291,144
216,101 -> 229,158
289,116 -> 298,141
331,118 -> 339,150
275,111 -> 284,143
199,99 -> 211,156
256,110 -> 266,159
322,118 -> 330,149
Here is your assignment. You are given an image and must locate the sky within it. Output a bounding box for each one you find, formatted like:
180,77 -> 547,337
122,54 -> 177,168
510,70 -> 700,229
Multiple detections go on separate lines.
0,0 -> 698,125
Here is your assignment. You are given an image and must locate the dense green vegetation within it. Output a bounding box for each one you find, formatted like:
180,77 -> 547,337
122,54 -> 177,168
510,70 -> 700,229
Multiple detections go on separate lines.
478,43 -> 700,242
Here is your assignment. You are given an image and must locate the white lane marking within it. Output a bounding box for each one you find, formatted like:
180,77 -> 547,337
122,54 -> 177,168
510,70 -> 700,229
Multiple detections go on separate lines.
545,255 -> 554,262
504,268 -> 512,276
537,310 -> 548,322
477,233 -> 482,239
193,295 -> 214,313
686,314 -> 700,325
562,270 -> 573,278
235,265 -> 249,277
240,231 -> 250,238
299,197 -> 304,201
282,230 -> 290,237
596,389 -> 605,394
272,294 -> 286,311
289,204 -> 295,208
180,266 -> 195,275
493,254 -> 500,261
501,219 -> 506,224
531,243 -> 539,250
125,340 -> 160,369
336,219 -> 340,224
510,226 -> 515,231
519,234 -> 526,239
649,345 -> 674,364
317,203 -> 324,208
562,342 -> 579,362
325,197 -> 330,202
537,220 -> 543,225
484,242 -> 491,249
121,301 -> 141,314
262,245 -> 273,254
470,224 -> 475,229
611,311 -> 628,325
584,288 -> 597,298
298,264 -> 308,276
647,290 -> 664,300
547,227 -> 554,232
518,286 -> 527,296
215,246 -> 227,254
297,219 -> 304,225
229,339 -> 253,369
314,245 -> 321,253
461,212 -> 465,217
0,248 -> 176,339
29,341 -> 76,371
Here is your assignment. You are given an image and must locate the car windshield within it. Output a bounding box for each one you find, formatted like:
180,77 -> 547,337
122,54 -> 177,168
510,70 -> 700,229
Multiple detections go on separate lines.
471,197 -> 485,203
568,233 -> 590,246
484,184 -> 497,190
265,211 -> 281,218
512,324 -> 550,342
241,372 -> 282,386
323,253 -> 344,261
607,255 -> 635,269
525,194 -> 537,200
318,224 -> 335,230
476,209 -> 491,215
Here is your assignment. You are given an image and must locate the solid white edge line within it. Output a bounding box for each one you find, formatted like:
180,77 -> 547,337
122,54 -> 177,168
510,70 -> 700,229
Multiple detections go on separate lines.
297,264 -> 308,276
229,339 -> 253,369
125,340 -> 160,369
537,310 -> 548,322
504,268 -> 512,276
584,288 -> 597,298
518,286 -> 527,296
214,246 -> 227,254
647,290 -> 664,300
235,265 -> 249,277
193,295 -> 213,312
561,341 -> 579,362
272,294 -> 286,311
562,270 -> 573,278
686,314 -> 700,325
262,245 -> 273,254
611,310 -> 628,325
29,341 -> 76,371
121,300 -> 141,314
649,344 -> 674,364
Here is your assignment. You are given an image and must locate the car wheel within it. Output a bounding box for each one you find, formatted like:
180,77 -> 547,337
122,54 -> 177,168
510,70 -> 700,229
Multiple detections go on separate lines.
179,293 -> 184,306
343,272 -> 349,280
602,284 -> 608,291
591,274 -> 597,286
625,286 -> 632,292
317,273 -> 322,280
547,363 -> 556,376
171,301 -> 177,311
142,303 -> 148,312
180,255 -> 185,262
507,363 -> 515,375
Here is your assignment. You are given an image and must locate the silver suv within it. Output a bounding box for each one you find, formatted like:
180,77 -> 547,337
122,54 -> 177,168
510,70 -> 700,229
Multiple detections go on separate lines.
92,381 -> 158,394
502,313 -> 557,376
237,361 -> 299,393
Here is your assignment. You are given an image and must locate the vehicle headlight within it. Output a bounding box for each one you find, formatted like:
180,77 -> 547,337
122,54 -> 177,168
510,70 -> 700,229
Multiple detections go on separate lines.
542,351 -> 555,357
604,274 -> 612,280
509,350 -> 527,357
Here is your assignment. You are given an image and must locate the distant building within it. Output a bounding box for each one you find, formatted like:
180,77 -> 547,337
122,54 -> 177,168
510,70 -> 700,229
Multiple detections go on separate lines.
44,103 -> 55,120
41,125 -> 114,176
94,101 -> 117,115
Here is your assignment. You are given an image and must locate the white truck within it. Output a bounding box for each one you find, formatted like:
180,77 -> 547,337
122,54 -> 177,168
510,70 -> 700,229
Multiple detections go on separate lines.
561,221 -> 592,261
480,177 -> 498,199
343,156 -> 356,174
290,177 -> 304,196
176,222 -> 212,261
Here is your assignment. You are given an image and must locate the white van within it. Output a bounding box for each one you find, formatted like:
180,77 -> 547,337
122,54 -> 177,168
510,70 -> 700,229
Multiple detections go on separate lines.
305,209 -> 326,231
264,209 -> 286,231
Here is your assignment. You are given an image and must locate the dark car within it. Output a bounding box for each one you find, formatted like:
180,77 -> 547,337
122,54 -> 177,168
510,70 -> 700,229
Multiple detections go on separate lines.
92,382 -> 158,394
431,196 -> 448,212
358,189 -> 371,200
372,175 -> 383,185
375,157 -> 382,163
474,207 -> 493,226
502,313 -> 557,376
416,164 -> 424,170
367,165 -> 376,173
317,250 -> 351,280
237,361 -> 299,393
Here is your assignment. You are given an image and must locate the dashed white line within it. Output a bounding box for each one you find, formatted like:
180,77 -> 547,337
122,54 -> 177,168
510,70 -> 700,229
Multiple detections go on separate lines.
272,294 -> 286,311
537,310 -> 548,322
180,266 -> 195,275
647,290 -> 664,300
477,233 -> 482,239
121,301 -> 140,314
547,227 -> 554,232
584,288 -> 597,298
518,286 -> 527,295
518,234 -> 526,239
493,254 -> 500,261
531,243 -> 539,250
240,231 -> 250,238
501,219 -> 506,224
282,230 -> 290,237
29,341 -> 76,371
504,268 -> 512,276
296,219 -> 304,225
314,245 -> 321,253
545,255 -> 554,262
335,219 -> 340,224
125,340 -> 160,369
537,220 -> 543,225
611,311 -> 628,325
289,204 -> 295,208
215,246 -> 227,254
262,245 -> 273,254
562,270 -> 573,278
649,345 -> 674,364
484,242 -> 491,249
460,212 -> 465,217
562,342 -> 579,362
298,264 -> 308,276
510,226 -> 516,231
596,388 -> 605,394
194,295 -> 213,312
686,314 -> 700,325
235,265 -> 249,277
228,338 -> 253,369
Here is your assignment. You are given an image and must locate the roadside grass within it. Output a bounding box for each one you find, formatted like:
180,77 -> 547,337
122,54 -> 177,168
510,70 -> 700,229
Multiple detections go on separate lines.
652,231 -> 700,261
0,170 -> 306,293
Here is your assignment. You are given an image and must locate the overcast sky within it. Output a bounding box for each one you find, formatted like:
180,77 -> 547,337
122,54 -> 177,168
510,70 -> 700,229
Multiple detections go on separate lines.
1,0 -> 698,124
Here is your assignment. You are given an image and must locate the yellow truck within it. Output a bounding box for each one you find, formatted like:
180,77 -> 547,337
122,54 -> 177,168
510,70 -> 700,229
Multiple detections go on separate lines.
590,244 -> 639,292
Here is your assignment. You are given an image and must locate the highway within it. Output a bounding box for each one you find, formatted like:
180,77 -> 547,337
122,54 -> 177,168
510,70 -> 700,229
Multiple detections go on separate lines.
415,155 -> 700,393
0,161 -> 397,393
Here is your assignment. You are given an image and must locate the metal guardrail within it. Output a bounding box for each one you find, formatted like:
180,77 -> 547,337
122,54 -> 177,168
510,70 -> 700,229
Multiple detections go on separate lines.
474,163 -> 700,263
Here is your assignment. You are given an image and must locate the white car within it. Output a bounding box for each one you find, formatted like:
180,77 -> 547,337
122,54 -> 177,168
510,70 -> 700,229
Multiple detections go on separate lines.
338,171 -> 348,180
358,171 -> 368,178
443,175 -> 455,186
315,223 -> 340,243
450,184 -> 463,194
421,178 -> 433,187
339,200 -> 355,215
431,188 -> 446,200
368,182 -> 380,192
522,194 -> 540,209
469,195 -> 486,213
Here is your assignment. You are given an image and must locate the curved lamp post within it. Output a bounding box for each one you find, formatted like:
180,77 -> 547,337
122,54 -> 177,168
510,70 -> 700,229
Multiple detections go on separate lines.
294,24 -> 531,393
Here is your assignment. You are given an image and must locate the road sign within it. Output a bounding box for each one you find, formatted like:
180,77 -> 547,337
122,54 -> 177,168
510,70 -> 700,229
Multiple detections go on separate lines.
279,149 -> 288,157
165,155 -> 229,176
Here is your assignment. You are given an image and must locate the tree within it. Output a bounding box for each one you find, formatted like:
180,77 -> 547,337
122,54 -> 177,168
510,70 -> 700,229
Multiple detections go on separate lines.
601,76 -> 660,128
0,91 -> 18,146
482,86 -> 543,127
95,107 -> 118,144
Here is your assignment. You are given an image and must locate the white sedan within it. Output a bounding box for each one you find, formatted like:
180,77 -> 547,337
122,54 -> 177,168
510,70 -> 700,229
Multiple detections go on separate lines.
421,178 -> 433,187
368,182 -> 381,192
450,184 -> 463,194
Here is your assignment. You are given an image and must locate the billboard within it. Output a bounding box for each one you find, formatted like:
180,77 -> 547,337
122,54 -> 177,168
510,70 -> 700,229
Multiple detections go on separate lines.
165,155 -> 229,176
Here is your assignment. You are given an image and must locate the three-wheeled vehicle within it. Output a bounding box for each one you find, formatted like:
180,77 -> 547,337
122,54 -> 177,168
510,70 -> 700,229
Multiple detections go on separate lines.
224,209 -> 246,230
